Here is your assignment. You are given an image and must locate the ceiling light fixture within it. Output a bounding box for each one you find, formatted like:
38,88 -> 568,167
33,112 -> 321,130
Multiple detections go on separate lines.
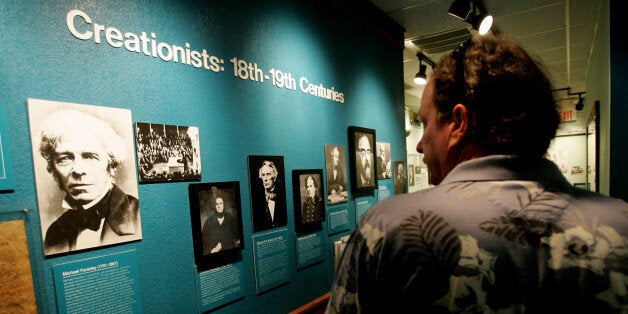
553,87 -> 586,111
448,0 -> 493,35
575,93 -> 585,111
414,52 -> 435,85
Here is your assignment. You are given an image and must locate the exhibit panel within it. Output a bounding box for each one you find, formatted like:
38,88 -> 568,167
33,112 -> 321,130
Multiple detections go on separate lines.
0,0 -> 406,313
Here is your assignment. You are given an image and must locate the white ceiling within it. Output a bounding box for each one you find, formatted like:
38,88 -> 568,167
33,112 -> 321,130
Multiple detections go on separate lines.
371,0 -> 603,123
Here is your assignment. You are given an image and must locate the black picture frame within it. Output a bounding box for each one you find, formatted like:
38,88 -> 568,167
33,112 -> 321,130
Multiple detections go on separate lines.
348,126 -> 377,192
248,155 -> 288,233
188,181 -> 244,270
292,169 -> 326,233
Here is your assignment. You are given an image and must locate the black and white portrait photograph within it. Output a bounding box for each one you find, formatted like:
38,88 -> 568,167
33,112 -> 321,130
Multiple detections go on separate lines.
189,181 -> 244,268
376,142 -> 392,180
348,126 -> 377,192
324,145 -> 348,205
248,155 -> 287,233
28,99 -> 142,257
394,160 -> 408,195
292,169 -> 325,232
135,122 -> 201,183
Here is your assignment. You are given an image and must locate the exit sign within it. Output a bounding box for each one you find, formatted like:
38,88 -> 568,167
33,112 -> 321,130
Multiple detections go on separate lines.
561,109 -> 576,122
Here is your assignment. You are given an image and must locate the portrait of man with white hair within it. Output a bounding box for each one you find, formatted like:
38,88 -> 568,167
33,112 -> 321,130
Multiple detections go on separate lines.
28,99 -> 141,256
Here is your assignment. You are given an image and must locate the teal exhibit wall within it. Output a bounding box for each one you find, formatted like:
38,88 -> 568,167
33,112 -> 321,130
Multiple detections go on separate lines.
0,0 -> 405,313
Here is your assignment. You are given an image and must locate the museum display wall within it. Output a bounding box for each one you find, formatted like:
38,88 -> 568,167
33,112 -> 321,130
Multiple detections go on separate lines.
0,0 -> 406,313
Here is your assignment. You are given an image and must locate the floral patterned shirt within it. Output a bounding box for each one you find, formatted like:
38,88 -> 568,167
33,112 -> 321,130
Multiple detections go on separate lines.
327,155 -> 628,313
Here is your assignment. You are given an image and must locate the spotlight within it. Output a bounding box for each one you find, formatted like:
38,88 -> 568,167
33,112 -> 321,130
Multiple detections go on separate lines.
414,52 -> 435,85
414,64 -> 427,85
472,12 -> 493,35
448,0 -> 493,35
575,95 -> 584,111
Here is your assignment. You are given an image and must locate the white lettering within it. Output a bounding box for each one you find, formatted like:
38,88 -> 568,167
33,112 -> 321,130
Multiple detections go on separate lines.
66,9 -> 92,40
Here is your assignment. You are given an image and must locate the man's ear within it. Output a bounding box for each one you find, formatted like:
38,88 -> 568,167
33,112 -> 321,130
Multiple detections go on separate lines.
448,103 -> 470,148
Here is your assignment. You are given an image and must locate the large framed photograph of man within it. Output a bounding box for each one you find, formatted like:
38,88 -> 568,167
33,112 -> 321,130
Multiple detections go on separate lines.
27,99 -> 142,257
248,155 -> 287,233
135,122 -> 201,183
292,169 -> 325,233
188,181 -> 244,269
348,126 -> 377,193
324,145 -> 348,205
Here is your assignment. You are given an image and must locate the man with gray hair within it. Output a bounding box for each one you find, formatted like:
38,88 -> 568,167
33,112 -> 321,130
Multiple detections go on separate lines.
37,108 -> 141,255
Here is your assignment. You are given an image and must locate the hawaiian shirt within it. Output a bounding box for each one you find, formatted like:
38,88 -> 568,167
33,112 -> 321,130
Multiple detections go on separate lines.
327,155 -> 628,313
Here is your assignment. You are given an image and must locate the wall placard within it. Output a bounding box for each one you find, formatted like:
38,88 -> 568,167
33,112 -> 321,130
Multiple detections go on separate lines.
295,231 -> 324,270
252,228 -> 291,294
53,250 -> 143,313
197,262 -> 244,312
0,106 -> 15,191
327,205 -> 350,235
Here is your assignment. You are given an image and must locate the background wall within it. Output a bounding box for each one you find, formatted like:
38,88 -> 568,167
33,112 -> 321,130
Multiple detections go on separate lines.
0,0 -> 405,313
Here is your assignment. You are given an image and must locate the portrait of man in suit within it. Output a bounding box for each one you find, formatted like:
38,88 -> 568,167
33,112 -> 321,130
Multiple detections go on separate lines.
376,142 -> 391,180
28,99 -> 141,256
355,133 -> 375,188
248,156 -> 287,232
325,145 -> 348,204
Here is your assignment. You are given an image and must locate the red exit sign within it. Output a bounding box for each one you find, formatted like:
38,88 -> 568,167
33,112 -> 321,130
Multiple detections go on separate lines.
561,109 -> 576,122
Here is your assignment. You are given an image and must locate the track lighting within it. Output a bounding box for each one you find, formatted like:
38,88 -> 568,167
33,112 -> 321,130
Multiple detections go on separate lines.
414,64 -> 427,85
553,87 -> 586,111
414,52 -> 435,85
575,94 -> 585,111
448,0 -> 493,35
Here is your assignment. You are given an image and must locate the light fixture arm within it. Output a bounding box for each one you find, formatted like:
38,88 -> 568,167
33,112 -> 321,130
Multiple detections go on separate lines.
417,52 -> 435,68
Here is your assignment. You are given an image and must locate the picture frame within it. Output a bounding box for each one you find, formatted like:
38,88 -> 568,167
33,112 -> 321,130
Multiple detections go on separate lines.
188,181 -> 244,269
28,99 -> 142,257
324,145 -> 348,205
393,160 -> 408,194
292,169 -> 326,234
348,126 -> 377,193
248,155 -> 288,232
375,142 -> 391,180
135,122 -> 201,183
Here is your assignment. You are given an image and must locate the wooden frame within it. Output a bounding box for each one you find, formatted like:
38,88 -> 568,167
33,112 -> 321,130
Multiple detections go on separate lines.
292,169 -> 326,233
348,126 -> 377,192
189,181 -> 244,269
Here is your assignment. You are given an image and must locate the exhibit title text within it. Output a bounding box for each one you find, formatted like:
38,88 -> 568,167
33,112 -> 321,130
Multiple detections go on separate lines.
65,10 -> 345,103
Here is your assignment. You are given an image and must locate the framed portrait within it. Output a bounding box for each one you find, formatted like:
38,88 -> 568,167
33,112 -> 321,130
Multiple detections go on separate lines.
348,126 -> 377,193
292,169 -> 326,233
375,142 -> 391,180
248,155 -> 287,233
188,181 -> 244,269
28,99 -> 141,257
324,145 -> 348,205
393,160 -> 408,194
135,122 -> 201,183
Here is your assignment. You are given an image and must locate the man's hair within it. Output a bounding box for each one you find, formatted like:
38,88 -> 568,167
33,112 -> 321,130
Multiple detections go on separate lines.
432,34 -> 560,158
306,175 -> 319,189
258,160 -> 278,179
38,109 -> 127,174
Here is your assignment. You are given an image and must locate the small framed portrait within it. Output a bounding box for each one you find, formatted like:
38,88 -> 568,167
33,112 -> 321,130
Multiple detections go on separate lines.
375,142 -> 391,180
248,155 -> 288,232
188,181 -> 244,269
348,126 -> 377,193
135,122 -> 201,183
393,161 -> 408,194
324,145 -> 348,205
292,169 -> 326,233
